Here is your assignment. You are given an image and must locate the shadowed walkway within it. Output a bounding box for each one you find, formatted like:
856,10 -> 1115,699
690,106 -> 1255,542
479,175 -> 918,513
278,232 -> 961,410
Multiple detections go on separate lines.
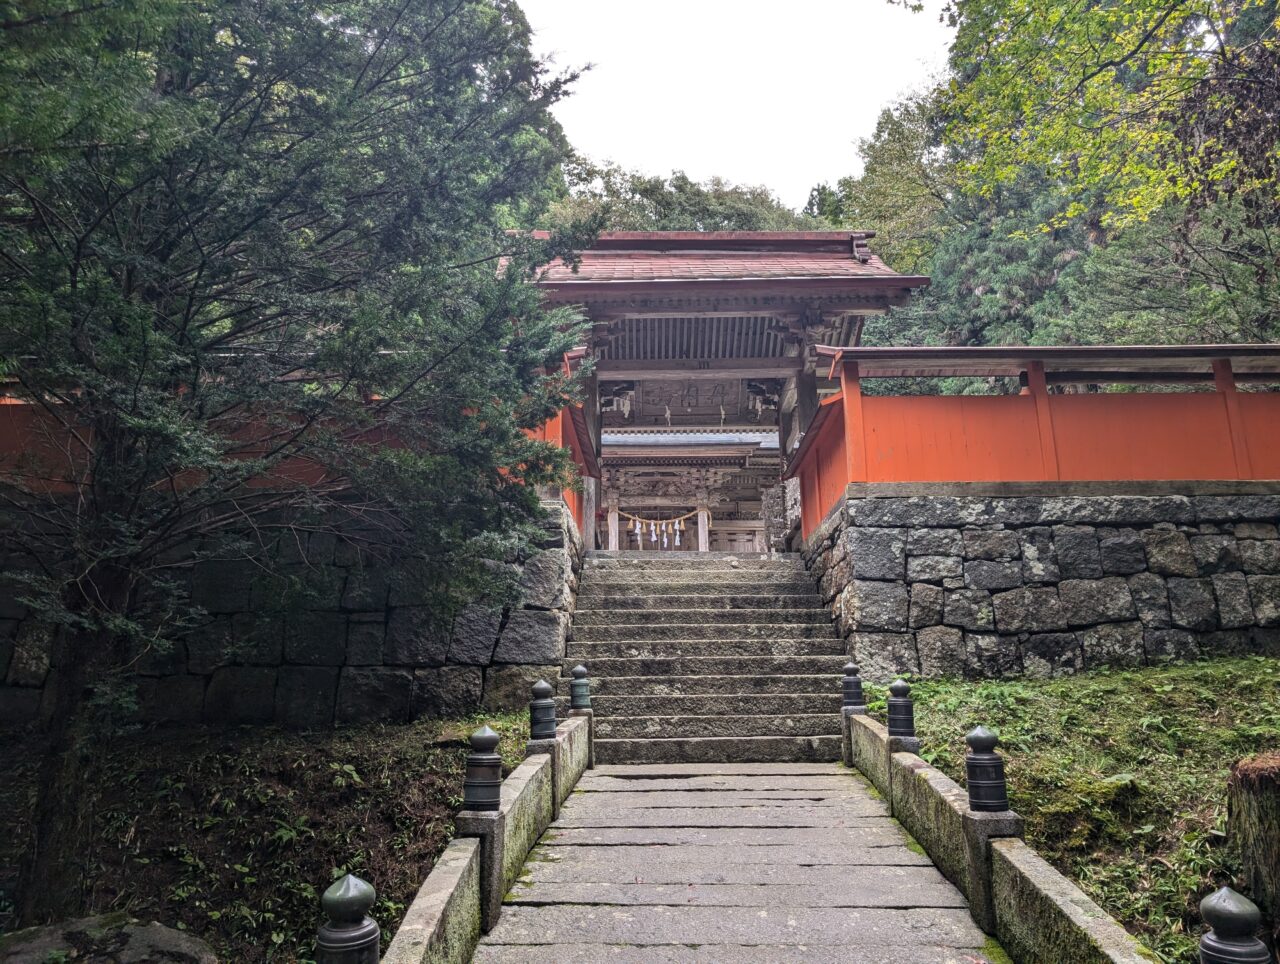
472,762 -> 1001,963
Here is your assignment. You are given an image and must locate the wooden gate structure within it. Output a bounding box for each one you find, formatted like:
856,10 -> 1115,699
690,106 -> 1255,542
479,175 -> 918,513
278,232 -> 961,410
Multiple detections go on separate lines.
534,232 -> 1280,549
533,231 -> 928,550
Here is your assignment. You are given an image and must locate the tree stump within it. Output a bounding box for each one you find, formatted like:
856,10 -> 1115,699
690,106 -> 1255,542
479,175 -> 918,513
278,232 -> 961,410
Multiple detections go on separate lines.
1228,752 -> 1280,945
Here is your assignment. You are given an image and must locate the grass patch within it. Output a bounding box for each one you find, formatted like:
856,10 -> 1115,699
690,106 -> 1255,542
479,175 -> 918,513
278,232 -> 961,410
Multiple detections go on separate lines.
863,656 -> 1280,963
0,711 -> 530,961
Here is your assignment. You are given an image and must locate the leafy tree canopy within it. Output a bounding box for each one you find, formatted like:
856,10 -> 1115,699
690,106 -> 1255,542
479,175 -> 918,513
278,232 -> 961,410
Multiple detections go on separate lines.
0,0 -> 589,922
818,1 -> 1280,358
545,157 -> 826,231
945,0 -> 1280,230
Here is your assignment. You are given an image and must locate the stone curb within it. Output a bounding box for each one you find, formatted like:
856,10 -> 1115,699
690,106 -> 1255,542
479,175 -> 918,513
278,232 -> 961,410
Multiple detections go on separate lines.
527,715 -> 591,821
841,710 -> 1152,962
990,838 -> 1155,963
381,837 -> 481,964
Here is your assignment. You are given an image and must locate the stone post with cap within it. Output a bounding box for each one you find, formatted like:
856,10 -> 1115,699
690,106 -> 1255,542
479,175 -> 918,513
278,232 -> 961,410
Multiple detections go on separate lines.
839,662 -> 867,767
315,873 -> 379,964
960,724 -> 1025,934
885,679 -> 921,755
526,678 -> 565,819
1198,886 -> 1272,964
528,678 -> 557,741
568,663 -> 595,770
455,725 -> 509,932
462,724 -> 502,812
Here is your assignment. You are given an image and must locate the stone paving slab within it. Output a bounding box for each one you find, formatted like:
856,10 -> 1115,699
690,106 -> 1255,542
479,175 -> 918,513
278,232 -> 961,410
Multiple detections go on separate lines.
564,789 -> 882,807
540,825 -> 907,847
524,843 -> 935,868
590,763 -> 847,776
579,775 -> 863,792
597,734 -> 841,764
594,713 -> 842,740
519,853 -> 947,883
475,761 -> 1001,961
480,905 -> 988,947
474,944 -> 998,963
552,807 -> 892,828
507,880 -> 969,908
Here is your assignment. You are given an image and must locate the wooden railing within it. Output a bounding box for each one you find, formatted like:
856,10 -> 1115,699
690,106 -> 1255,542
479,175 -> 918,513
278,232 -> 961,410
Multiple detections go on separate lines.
786,346 -> 1280,540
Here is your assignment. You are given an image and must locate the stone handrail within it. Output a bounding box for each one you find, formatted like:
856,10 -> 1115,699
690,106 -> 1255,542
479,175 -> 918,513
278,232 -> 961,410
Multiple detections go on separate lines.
839,675 -> 1273,963
313,677 -> 595,964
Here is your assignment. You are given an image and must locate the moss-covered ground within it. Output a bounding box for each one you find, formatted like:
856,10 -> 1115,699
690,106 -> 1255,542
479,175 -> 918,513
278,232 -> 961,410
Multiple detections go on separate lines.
0,711 -> 530,962
863,655 -> 1280,963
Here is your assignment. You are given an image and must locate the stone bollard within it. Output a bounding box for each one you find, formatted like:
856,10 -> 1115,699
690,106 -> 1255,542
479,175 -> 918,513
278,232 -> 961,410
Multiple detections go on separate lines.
569,664 -> 591,711
529,679 -> 557,741
839,662 -> 867,767
886,679 -> 915,738
886,679 -> 921,755
1198,886 -> 1273,964
569,664 -> 595,769
842,662 -> 866,711
456,727 -> 509,933
965,726 -> 1010,813
315,873 -> 379,964
960,723 -> 1025,935
463,725 -> 502,812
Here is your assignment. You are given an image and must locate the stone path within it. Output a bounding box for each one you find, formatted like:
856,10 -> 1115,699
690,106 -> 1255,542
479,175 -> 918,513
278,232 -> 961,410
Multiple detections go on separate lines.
472,762 -> 1002,962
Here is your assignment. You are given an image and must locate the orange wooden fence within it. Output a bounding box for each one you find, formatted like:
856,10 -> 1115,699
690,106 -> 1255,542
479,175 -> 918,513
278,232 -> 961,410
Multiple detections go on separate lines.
787,349 -> 1280,540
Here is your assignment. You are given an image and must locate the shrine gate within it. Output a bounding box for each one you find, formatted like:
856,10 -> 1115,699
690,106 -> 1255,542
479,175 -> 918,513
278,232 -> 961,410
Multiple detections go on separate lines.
537,232 -> 1280,551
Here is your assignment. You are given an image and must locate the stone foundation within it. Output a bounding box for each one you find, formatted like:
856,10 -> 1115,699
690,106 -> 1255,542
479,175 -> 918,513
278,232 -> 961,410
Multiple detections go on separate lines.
0,501 -> 583,727
802,484 -> 1280,680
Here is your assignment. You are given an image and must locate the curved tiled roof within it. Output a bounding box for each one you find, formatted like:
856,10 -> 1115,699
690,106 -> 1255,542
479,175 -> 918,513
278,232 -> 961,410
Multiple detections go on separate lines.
532,232 -> 925,287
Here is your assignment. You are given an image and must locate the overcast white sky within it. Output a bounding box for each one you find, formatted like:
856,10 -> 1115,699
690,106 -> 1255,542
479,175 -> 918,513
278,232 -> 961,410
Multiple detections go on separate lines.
519,0 -> 955,210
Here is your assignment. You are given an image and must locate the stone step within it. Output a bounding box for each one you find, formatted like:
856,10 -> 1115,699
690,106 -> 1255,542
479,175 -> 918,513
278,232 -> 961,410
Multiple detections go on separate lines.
555,693 -> 842,717
573,608 -> 831,627
579,571 -> 815,587
563,673 -> 840,697
584,555 -> 802,571
572,622 -> 838,641
577,584 -> 818,600
595,734 -> 843,764
574,593 -> 824,610
566,639 -> 847,660
560,655 -> 848,679
594,714 -> 842,740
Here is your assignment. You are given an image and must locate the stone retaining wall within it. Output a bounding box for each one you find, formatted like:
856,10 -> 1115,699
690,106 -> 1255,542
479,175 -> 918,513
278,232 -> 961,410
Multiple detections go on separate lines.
803,485 -> 1280,680
0,500 -> 583,727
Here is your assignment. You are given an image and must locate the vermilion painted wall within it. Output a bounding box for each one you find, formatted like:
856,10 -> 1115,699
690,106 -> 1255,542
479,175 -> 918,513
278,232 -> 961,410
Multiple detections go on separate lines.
794,387 -> 1280,539
861,395 -> 1044,483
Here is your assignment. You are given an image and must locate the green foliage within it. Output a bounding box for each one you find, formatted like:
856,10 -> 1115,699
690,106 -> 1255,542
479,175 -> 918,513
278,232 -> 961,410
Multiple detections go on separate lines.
0,0 -> 590,641
821,3 -> 1280,358
0,712 -> 531,961
890,657 -> 1280,963
545,158 -> 826,232
945,0 -> 1280,230
808,91 -> 953,275
0,0 -> 596,920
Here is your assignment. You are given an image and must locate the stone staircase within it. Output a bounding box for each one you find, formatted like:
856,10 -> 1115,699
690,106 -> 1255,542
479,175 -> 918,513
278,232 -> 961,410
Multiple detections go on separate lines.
560,551 -> 844,764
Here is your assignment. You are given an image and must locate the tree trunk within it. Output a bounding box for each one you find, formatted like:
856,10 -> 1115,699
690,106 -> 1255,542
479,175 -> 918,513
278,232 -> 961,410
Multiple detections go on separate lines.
16,623 -> 95,925
16,562 -> 129,926
1228,752 -> 1280,946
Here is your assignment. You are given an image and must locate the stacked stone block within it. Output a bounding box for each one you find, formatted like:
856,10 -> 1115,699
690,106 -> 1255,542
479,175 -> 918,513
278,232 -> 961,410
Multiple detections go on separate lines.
0,500 -> 583,726
802,491 -> 1280,681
